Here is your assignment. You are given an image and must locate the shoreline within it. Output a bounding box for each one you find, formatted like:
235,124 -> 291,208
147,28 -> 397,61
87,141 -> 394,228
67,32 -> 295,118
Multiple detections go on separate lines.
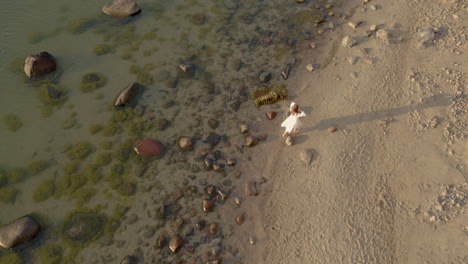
240,0 -> 466,263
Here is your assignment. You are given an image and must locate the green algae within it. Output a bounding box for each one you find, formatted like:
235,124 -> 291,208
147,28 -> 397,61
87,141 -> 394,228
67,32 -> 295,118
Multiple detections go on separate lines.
65,142 -> 94,160
88,124 -> 103,135
27,32 -> 45,44
95,152 -> 112,167
63,161 -> 80,175
61,209 -> 107,247
83,164 -> 103,184
102,122 -> 123,137
72,187 -> 96,207
38,244 -> 62,264
0,253 -> 22,264
3,113 -> 23,132
38,82 -> 67,116
100,141 -> 114,150
66,17 -> 96,34
128,64 -> 155,85
8,168 -> 27,184
32,179 -> 55,202
93,44 -> 113,56
0,186 -> 18,203
0,169 -> 7,187
27,160 -> 49,176
80,73 -> 107,93
62,112 -> 78,129
113,141 -> 133,163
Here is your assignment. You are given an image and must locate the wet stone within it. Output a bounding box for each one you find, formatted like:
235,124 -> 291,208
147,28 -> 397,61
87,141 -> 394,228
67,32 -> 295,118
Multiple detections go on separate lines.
259,71 -> 271,83
207,118 -> 219,129
208,222 -> 218,234
245,181 -> 259,196
235,215 -> 244,225
222,179 -> 232,186
240,123 -> 248,133
121,256 -> 138,264
205,132 -> 220,147
266,112 -> 277,120
169,235 -> 184,253
102,0 -> 141,18
155,235 -> 167,249
327,127 -> 338,133
0,216 -> 41,249
285,136 -> 294,146
203,199 -> 215,213
196,220 -> 206,231
245,136 -> 258,147
226,158 -> 236,166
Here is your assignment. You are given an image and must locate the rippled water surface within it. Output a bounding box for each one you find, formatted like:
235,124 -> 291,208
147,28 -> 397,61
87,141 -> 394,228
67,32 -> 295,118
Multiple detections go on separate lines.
0,0 -> 328,262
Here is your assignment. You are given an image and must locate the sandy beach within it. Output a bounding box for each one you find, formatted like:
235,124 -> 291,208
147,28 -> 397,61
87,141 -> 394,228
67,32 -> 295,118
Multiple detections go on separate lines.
235,0 -> 467,263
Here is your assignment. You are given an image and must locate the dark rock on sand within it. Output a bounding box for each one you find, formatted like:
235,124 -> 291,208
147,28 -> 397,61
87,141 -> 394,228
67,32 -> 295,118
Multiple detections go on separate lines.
156,118 -> 170,131
24,52 -> 56,78
281,64 -> 292,80
203,199 -> 215,213
245,136 -> 258,147
235,215 -> 244,225
299,149 -> 314,165
205,132 -> 220,147
169,235 -> 184,253
259,71 -> 272,83
208,222 -> 218,234
114,82 -> 141,106
121,256 -> 138,264
155,235 -> 166,249
266,112 -> 277,120
0,216 -> 40,249
102,0 -> 141,18
245,181 -> 259,196
207,118 -> 219,129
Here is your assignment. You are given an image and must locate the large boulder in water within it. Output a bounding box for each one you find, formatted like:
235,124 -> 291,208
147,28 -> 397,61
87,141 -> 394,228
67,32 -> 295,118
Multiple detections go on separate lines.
114,82 -> 142,106
0,216 -> 41,249
62,212 -> 106,246
24,52 -> 56,78
133,138 -> 164,157
102,0 -> 141,18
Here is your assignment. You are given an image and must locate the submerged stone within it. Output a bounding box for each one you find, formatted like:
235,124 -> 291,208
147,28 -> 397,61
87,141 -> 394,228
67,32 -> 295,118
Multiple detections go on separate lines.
24,52 -> 56,78
0,216 -> 41,249
169,235 -> 184,253
62,211 -> 106,246
102,0 -> 141,18
133,138 -> 164,157
114,82 -> 142,107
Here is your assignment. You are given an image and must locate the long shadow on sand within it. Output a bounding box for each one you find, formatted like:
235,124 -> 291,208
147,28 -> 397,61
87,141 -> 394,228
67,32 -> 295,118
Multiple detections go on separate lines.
301,93 -> 451,132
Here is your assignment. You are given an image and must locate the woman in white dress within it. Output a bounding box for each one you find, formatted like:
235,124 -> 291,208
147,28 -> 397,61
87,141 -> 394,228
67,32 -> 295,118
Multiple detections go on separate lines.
281,102 -> 306,137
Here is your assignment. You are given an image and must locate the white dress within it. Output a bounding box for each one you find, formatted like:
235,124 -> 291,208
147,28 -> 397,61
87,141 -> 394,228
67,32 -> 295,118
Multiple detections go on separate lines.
281,111 -> 306,133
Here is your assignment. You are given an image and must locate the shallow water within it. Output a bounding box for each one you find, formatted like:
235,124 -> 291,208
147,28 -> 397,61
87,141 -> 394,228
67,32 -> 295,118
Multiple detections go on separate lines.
0,0 -> 329,262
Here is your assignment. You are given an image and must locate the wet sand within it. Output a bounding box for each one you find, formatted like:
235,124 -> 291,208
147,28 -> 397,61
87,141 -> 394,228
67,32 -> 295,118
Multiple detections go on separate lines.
237,0 -> 467,263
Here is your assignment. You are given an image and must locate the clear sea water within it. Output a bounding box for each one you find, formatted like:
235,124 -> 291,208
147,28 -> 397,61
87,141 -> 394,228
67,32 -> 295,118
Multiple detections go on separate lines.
0,0 -> 327,262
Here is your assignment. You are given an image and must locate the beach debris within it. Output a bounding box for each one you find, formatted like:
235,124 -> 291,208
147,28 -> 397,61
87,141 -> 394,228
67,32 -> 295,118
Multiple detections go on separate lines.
234,197 -> 242,207
245,181 -> 259,196
178,137 -> 194,151
102,0 -> 141,18
120,256 -> 138,264
168,235 -> 184,253
208,222 -> 218,234
253,84 -> 289,107
178,64 -> 193,73
281,63 -> 292,79
285,136 -> 294,146
114,82 -> 141,106
417,28 -> 436,48
203,199 -> 215,213
227,158 -> 236,166
249,236 -> 256,245
207,118 -> 219,129
24,51 -> 56,78
348,56 -> 359,65
259,71 -> 272,83
245,136 -> 258,147
310,42 -> 317,49
235,214 -> 245,225
0,216 -> 40,249
369,4 -> 378,10
266,111 -> 277,120
348,21 -> 362,29
300,149 -> 314,165
327,127 -> 338,133
342,36 -> 357,48
306,64 -> 314,72
218,189 -> 229,200
133,138 -> 164,157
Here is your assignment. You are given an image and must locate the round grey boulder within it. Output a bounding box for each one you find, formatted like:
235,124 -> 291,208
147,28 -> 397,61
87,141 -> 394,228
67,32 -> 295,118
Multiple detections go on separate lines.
102,0 -> 141,18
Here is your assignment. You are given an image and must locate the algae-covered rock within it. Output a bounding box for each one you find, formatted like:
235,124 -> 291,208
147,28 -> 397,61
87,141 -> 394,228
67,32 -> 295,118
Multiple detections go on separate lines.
65,142 -> 94,160
3,113 -> 23,132
38,244 -> 63,264
32,179 -> 55,202
80,73 -> 107,93
0,186 -> 18,204
0,253 -> 22,264
62,211 -> 107,246
27,160 -> 49,176
253,84 -> 288,107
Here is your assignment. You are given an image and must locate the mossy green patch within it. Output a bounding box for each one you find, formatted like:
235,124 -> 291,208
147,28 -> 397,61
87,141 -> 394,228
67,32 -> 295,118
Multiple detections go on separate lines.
95,152 -> 112,167
66,17 -> 96,34
88,124 -> 103,135
0,186 -> 18,203
100,141 -> 114,150
65,142 -> 94,160
32,179 -> 55,202
93,44 -> 113,56
0,253 -> 22,264
27,160 -> 49,176
80,73 -> 107,93
62,112 -> 78,129
38,244 -> 62,264
102,122 -> 122,137
72,187 -> 96,207
83,164 -> 103,184
0,169 -> 7,187
3,113 -> 23,132
61,210 -> 107,247
8,168 -> 27,184
113,141 -> 133,163
63,161 -> 80,175
27,32 -> 45,44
